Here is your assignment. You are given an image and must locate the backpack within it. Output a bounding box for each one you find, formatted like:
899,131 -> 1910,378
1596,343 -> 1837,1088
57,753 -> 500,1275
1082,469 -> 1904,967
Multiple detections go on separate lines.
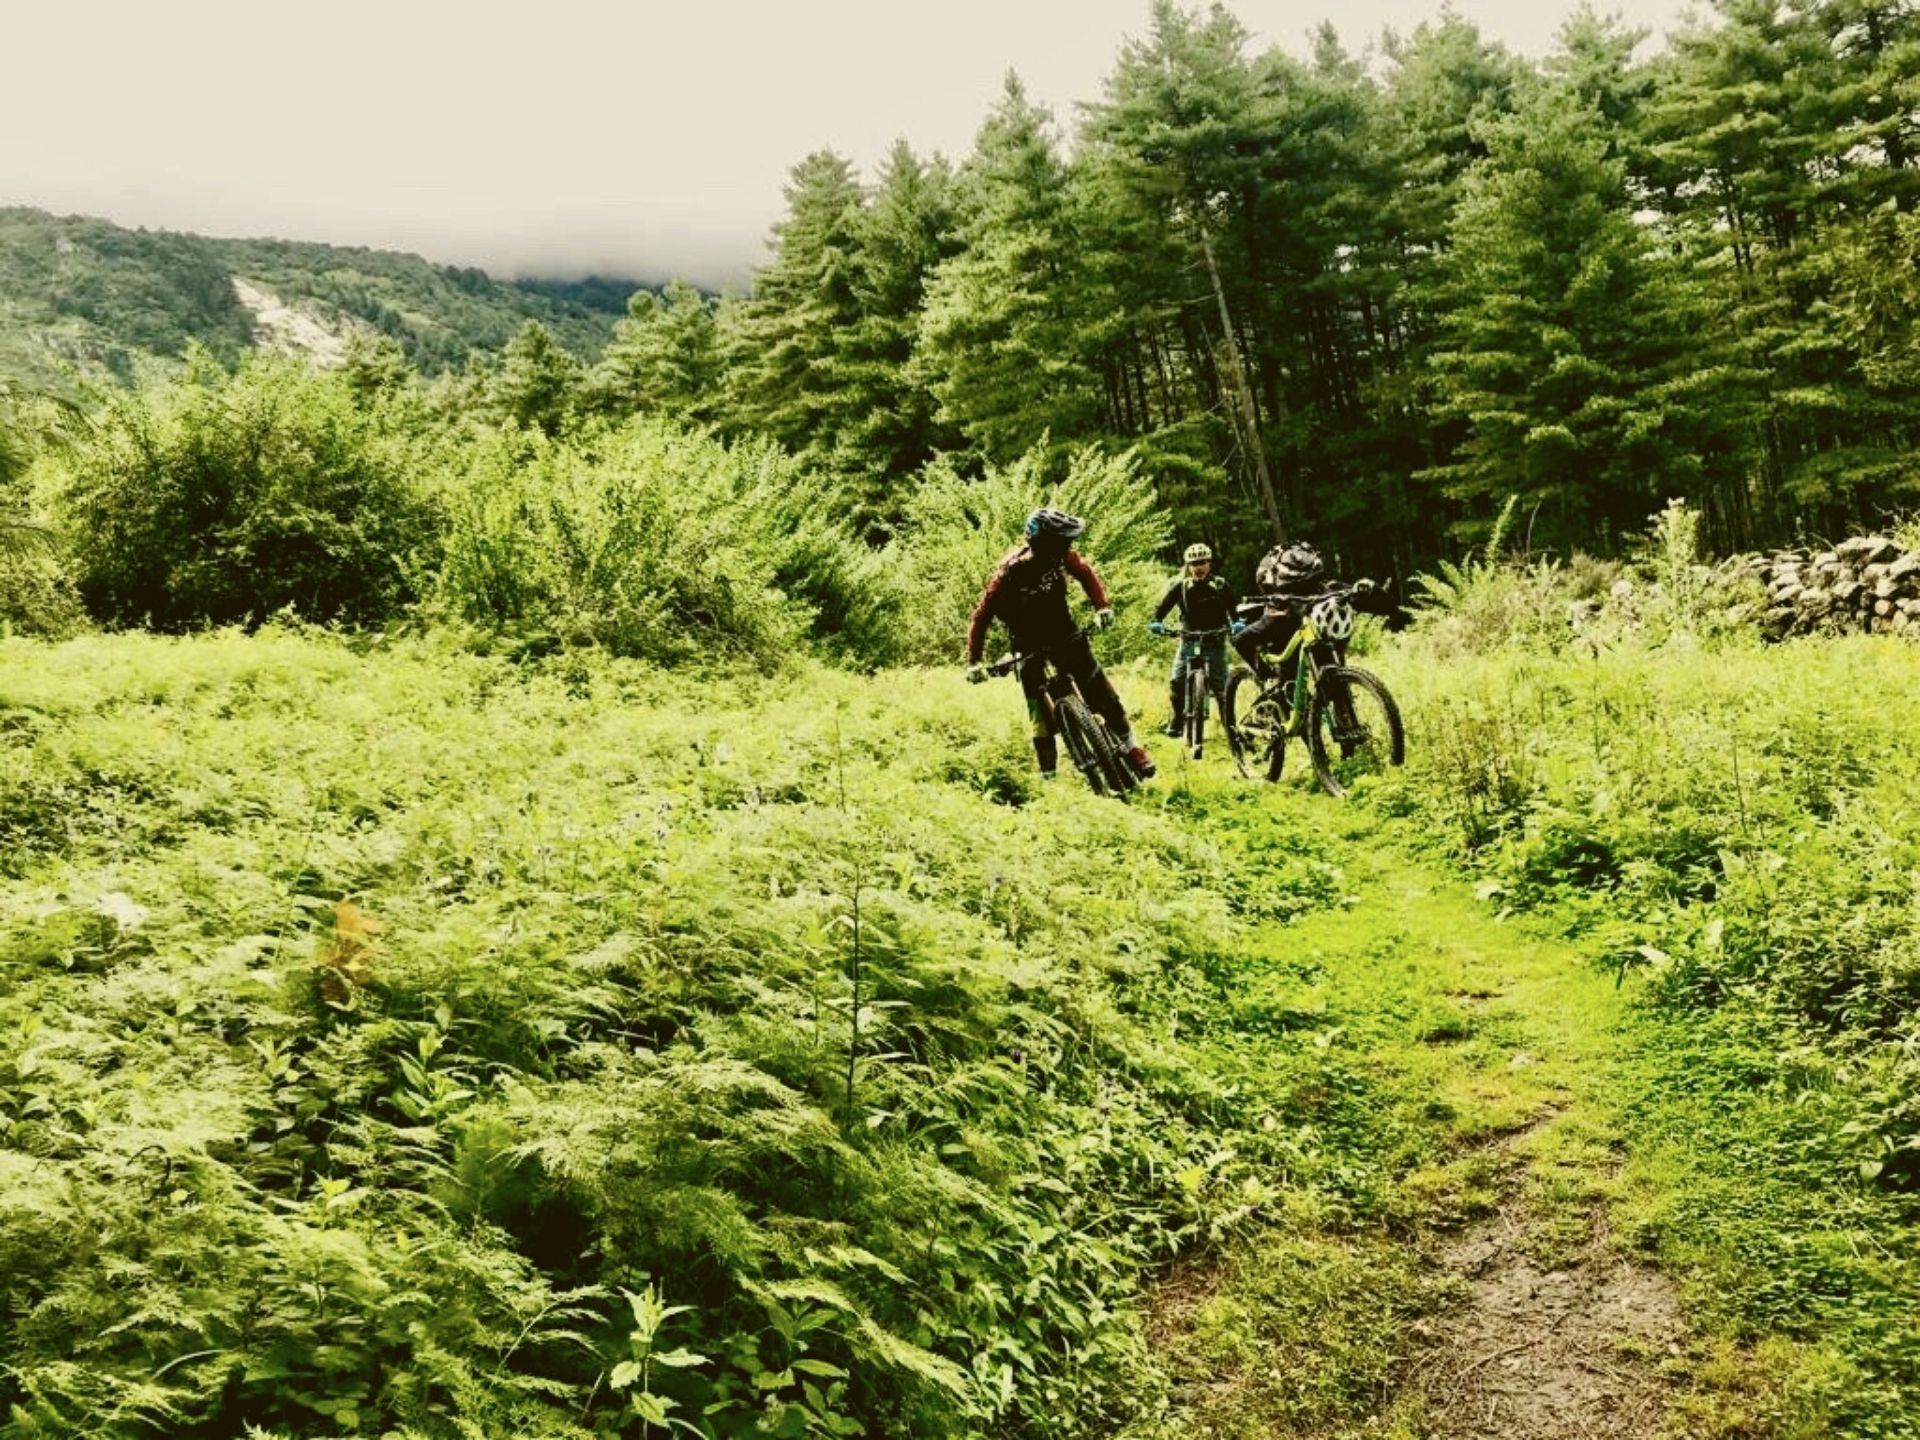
1256,542 -> 1325,591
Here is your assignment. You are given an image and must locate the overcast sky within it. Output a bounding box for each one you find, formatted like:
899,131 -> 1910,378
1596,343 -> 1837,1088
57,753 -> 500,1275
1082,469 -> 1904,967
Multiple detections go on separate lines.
4,0 -> 1701,288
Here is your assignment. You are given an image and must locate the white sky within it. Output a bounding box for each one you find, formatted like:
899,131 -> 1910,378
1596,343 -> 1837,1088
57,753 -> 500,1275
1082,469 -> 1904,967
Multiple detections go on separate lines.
2,0 -> 1700,288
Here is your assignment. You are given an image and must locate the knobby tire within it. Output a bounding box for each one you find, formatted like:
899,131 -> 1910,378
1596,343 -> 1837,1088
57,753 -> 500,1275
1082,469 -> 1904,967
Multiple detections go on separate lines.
1058,696 -> 1135,799
1055,696 -> 1108,796
1185,666 -> 1209,759
1306,665 -> 1405,799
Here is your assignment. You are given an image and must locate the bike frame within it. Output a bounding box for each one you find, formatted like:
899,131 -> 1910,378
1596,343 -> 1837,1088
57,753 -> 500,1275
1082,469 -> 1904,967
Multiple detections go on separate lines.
1260,616 -> 1342,739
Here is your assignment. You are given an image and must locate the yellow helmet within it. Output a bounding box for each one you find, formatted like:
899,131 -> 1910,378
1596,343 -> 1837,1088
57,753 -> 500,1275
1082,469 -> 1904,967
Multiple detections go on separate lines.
1183,542 -> 1213,565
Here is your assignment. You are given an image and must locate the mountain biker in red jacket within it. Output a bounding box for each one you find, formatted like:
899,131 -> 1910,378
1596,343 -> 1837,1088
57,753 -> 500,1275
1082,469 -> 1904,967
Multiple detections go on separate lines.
965,508 -> 1156,781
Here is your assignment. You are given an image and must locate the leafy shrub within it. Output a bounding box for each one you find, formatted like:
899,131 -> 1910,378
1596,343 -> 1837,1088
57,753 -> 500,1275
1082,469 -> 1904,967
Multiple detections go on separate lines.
0,521 -> 84,639
52,355 -> 436,628
434,420 -> 895,669
886,444 -> 1171,666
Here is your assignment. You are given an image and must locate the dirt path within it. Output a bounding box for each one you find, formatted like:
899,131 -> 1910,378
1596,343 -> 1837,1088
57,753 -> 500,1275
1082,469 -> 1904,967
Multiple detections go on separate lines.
1149,834 -> 1688,1439
1407,1115 -> 1682,1438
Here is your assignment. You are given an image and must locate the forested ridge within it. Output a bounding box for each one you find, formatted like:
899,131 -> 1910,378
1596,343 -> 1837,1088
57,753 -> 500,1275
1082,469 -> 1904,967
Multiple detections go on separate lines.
0,207 -> 632,379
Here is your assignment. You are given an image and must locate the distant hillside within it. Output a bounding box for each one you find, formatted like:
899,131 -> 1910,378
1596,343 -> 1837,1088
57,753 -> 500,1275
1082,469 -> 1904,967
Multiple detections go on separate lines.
0,206 -> 640,381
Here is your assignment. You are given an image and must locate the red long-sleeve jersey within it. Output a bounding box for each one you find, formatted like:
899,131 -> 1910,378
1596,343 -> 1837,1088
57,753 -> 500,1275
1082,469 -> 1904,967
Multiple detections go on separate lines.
966,544 -> 1110,664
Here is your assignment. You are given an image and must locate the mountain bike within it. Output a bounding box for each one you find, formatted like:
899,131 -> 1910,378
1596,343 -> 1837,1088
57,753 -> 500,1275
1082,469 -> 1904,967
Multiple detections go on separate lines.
1222,585 -> 1405,798
987,626 -> 1140,798
1156,624 -> 1251,778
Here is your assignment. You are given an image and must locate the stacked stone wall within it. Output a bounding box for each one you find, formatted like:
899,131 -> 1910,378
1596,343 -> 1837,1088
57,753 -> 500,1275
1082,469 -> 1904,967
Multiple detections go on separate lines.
1730,536 -> 1920,636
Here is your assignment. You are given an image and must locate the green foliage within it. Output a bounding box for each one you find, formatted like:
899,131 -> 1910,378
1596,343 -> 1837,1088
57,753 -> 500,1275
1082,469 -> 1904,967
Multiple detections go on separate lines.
433,419 -> 894,668
0,630 -> 1380,1437
886,444 -> 1171,666
50,355 -> 436,629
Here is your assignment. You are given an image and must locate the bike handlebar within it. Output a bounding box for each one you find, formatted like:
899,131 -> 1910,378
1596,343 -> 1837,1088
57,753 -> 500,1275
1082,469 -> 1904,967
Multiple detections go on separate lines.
1157,624 -> 1233,639
1242,580 -> 1379,612
986,623 -> 1098,678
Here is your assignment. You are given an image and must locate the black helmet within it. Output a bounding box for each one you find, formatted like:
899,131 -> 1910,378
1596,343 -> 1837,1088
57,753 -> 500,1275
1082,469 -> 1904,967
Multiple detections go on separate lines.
1026,507 -> 1087,542
1257,542 -> 1325,590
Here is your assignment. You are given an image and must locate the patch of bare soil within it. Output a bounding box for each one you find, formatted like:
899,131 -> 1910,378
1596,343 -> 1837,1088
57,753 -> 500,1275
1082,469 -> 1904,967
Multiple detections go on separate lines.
231,277 -> 355,366
1405,1122 -> 1682,1439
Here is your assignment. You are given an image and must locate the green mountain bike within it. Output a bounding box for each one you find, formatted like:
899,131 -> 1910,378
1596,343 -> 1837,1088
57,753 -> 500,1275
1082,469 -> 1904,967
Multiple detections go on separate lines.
1223,585 -> 1405,797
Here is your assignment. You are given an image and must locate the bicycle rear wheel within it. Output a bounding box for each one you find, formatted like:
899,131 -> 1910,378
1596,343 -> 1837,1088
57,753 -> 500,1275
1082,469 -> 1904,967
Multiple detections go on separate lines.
1306,666 -> 1405,798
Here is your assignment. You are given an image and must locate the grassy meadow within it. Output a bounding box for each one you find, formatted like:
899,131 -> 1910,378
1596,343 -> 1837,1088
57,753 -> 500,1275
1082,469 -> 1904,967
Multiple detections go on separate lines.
3,621 -> 1918,1438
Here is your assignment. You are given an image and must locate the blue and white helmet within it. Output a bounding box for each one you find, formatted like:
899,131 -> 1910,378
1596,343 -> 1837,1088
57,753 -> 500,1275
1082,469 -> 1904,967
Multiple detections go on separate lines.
1309,594 -> 1355,641
1026,507 -> 1087,542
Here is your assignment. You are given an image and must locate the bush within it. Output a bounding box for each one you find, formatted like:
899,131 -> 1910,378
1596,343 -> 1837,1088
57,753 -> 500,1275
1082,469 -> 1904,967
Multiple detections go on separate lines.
887,445 -> 1171,666
434,420 -> 895,670
0,385 -> 86,637
53,354 -> 437,629
0,526 -> 84,639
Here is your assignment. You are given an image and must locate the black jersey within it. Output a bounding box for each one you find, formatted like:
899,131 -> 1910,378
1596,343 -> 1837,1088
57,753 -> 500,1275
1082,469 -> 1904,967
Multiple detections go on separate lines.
1154,573 -> 1237,631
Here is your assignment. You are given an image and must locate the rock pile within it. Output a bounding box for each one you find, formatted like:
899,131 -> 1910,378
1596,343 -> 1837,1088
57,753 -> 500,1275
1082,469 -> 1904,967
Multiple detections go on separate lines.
1732,536 -> 1920,637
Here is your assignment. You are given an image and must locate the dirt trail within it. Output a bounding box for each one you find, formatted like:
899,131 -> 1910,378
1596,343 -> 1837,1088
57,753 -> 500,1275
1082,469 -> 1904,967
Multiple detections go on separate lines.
1407,1117 -> 1682,1438
1148,836 -> 1688,1439
1382,857 -> 1685,1438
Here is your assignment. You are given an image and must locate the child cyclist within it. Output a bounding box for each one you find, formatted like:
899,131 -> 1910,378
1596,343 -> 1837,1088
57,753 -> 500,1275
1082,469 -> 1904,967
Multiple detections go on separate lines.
964,507 -> 1156,781
1149,542 -> 1243,740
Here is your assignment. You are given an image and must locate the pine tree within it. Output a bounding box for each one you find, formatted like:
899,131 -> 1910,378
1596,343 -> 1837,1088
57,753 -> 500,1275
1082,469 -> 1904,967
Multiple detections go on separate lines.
489,321 -> 581,436
588,280 -> 722,423
1640,0 -> 1920,536
916,76 -> 1105,467
728,151 -> 867,451
1424,83 -> 1753,550
827,141 -> 960,525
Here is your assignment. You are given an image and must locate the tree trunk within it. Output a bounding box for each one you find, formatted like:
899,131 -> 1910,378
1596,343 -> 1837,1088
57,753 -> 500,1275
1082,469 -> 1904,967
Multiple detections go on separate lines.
1201,231 -> 1286,542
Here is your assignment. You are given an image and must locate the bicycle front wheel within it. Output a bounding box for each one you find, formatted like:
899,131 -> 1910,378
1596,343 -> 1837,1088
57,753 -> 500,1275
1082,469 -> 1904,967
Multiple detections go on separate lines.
1059,696 -> 1135,799
1185,666 -> 1209,758
1306,666 -> 1405,798
1054,696 -> 1108,796
1226,666 -> 1287,783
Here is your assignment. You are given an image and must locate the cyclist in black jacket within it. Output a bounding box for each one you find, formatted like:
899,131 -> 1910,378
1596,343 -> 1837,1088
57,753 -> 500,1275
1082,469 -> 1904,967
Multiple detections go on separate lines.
1149,542 -> 1243,738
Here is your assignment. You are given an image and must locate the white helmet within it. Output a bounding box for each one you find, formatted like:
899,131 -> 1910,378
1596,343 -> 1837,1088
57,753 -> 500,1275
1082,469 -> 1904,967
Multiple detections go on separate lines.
1309,594 -> 1355,641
